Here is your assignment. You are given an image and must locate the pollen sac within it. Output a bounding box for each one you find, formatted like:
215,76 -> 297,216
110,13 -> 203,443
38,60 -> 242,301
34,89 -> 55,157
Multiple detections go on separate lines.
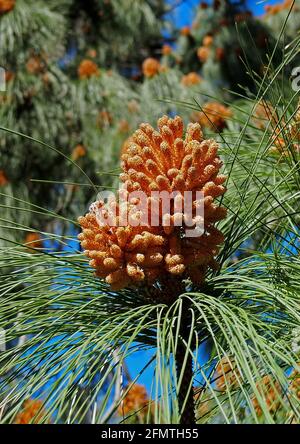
79,115 -> 227,290
192,102 -> 232,132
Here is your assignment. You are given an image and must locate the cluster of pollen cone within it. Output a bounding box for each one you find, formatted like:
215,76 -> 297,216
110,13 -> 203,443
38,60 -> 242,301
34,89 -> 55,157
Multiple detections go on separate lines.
78,115 -> 227,290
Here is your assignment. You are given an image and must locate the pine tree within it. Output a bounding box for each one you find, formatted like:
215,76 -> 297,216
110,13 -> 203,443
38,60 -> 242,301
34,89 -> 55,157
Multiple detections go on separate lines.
174,0 -> 280,95
0,0 -> 300,426
0,0 -> 170,244
263,0 -> 300,41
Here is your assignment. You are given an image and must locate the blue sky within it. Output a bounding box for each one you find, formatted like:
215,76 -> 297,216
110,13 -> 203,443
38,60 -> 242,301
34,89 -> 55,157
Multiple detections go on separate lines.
168,0 -> 283,27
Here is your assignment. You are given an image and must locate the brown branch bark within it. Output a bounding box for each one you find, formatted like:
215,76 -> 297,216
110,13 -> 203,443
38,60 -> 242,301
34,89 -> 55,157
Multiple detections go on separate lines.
175,297 -> 196,425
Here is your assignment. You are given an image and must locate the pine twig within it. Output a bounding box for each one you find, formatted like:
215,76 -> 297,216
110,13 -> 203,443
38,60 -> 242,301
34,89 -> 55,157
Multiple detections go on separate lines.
175,297 -> 196,425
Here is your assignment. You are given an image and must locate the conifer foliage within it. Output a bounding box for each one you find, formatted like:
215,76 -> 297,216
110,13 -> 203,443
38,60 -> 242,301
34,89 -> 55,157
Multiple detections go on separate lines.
0,0 -> 300,425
